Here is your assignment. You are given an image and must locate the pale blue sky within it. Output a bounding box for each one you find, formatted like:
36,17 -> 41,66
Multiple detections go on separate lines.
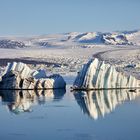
0,0 -> 140,35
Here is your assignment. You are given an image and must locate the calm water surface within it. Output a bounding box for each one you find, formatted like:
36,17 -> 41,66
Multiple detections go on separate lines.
0,76 -> 140,140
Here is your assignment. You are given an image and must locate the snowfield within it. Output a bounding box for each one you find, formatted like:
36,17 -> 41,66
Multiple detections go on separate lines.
0,30 -> 140,80
0,46 -> 115,76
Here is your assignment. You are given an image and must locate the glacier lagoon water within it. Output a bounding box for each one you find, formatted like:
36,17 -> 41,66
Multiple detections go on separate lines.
0,76 -> 140,140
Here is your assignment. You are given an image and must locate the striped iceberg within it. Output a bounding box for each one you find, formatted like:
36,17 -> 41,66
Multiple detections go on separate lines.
74,58 -> 140,90
0,62 -> 66,90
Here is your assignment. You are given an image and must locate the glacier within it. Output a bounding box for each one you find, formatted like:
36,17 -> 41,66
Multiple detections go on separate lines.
73,58 -> 140,90
0,62 -> 66,90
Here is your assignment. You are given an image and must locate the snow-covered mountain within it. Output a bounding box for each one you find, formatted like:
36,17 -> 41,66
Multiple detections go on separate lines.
34,30 -> 139,47
67,32 -> 134,45
0,39 -> 26,48
0,30 -> 140,49
125,30 -> 140,45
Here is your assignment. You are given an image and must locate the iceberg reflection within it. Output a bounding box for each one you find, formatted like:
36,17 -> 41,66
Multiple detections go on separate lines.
0,89 -> 66,114
74,89 -> 140,120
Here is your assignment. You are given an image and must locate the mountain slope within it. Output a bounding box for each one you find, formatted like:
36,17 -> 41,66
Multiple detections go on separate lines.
0,39 -> 26,48
0,30 -> 139,49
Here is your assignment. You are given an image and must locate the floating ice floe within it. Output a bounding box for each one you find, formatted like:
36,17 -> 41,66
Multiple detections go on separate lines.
73,58 -> 140,90
0,62 -> 66,89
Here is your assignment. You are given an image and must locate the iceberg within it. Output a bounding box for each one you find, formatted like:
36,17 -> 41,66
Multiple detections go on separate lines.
0,62 -> 66,89
73,58 -> 140,90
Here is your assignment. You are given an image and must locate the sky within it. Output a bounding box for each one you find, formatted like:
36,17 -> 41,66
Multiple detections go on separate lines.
0,0 -> 140,35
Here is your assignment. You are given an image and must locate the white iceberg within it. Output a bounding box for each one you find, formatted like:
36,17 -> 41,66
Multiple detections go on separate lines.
74,58 -> 140,90
0,62 -> 66,89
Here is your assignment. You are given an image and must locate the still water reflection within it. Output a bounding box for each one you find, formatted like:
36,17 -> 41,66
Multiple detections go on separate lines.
0,88 -> 139,119
74,89 -> 140,120
0,88 -> 140,140
0,89 -> 66,114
